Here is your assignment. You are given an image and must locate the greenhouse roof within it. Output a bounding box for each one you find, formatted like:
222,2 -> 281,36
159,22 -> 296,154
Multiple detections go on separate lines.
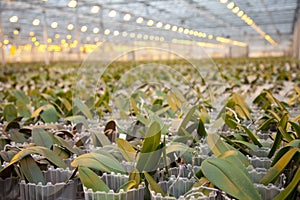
1,0 -> 299,50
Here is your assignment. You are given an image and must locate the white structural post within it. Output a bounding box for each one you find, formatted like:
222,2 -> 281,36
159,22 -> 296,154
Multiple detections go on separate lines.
43,9 -> 49,65
293,18 -> 300,59
0,4 -> 5,65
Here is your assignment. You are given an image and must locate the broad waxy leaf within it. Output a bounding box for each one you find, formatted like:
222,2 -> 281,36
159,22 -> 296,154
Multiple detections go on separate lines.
178,106 -> 197,135
73,98 -> 93,119
32,128 -> 54,148
9,146 -> 67,169
78,166 -> 110,192
4,104 -> 18,122
260,148 -> 299,184
201,157 -> 262,200
91,130 -> 111,147
207,133 -> 235,156
144,171 -> 165,197
71,151 -> 125,174
129,168 -> 141,188
116,180 -> 136,192
31,104 -> 58,123
19,155 -> 45,184
117,138 -> 136,162
241,125 -> 262,147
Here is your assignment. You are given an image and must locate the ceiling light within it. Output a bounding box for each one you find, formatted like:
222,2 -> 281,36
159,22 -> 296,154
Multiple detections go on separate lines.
67,34 -> 72,39
147,20 -> 154,26
104,29 -> 110,35
136,17 -> 143,24
227,2 -> 235,9
123,14 -> 131,21
183,28 -> 189,34
220,0 -> 228,3
51,22 -> 58,29
93,27 -> 99,34
9,16 -> 18,23
32,19 -> 40,26
237,10 -> 244,17
232,6 -> 239,13
143,35 -> 148,40
81,26 -> 88,32
91,6 -> 100,13
164,24 -> 171,30
156,22 -> 163,28
31,37 -> 37,42
55,34 -> 60,39
68,0 -> 77,8
47,38 -> 52,43
67,24 -> 74,30
172,26 -> 178,31
29,32 -> 35,36
130,33 -> 135,38
113,30 -> 120,36
137,33 -> 142,39
122,32 -> 128,37
13,29 -> 19,35
108,10 -> 117,17
178,27 -> 184,33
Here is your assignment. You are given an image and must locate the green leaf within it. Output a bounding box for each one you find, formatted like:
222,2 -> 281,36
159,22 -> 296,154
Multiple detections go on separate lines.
166,142 -> 193,155
207,133 -> 235,156
268,131 -> 282,158
78,166 -> 110,192
274,166 -> 300,200
197,118 -> 207,138
201,158 -> 261,200
260,148 -> 299,185
117,138 -> 136,162
74,98 -> 93,119
9,146 -> 67,169
32,104 -> 58,123
178,106 -> 197,135
71,151 -> 125,174
136,144 -> 163,172
90,130 -> 111,147
144,171 -> 165,197
129,168 -> 140,188
53,134 -> 81,155
64,115 -> 88,128
116,180 -> 136,192
9,130 -> 27,143
4,104 -> 18,122
141,121 -> 161,153
241,125 -> 262,147
258,117 -> 275,131
19,155 -> 45,184
231,140 -> 259,152
32,128 -> 54,148
12,90 -> 30,104
289,121 -> 300,138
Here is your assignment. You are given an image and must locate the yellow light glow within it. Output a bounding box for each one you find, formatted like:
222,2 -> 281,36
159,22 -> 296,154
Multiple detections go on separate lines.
67,24 -> 74,31
123,13 -> 131,21
68,0 -> 77,8
130,33 -> 135,38
13,29 -> 19,35
9,16 -> 18,23
241,14 -> 248,21
159,37 -> 164,42
122,32 -> 128,37
29,32 -> 35,36
108,10 -> 117,18
32,19 -> 40,26
86,37 -> 91,41
93,27 -> 99,34
31,37 -> 37,42
3,39 -> 9,45
113,30 -> 120,36
51,22 -> 58,29
67,34 -> 72,39
61,39 -> 66,44
154,36 -> 159,41
143,35 -> 149,40
55,34 -> 60,39
232,6 -> 239,13
193,31 -> 198,36
172,26 -> 178,32
94,37 -> 99,42
237,10 -> 244,17
63,43 -> 68,48
156,22 -> 163,28
81,26 -> 88,32
137,33 -> 142,39
164,24 -> 171,30
34,41 -> 39,46
189,30 -> 194,35
47,38 -> 52,43
227,2 -> 235,9
183,28 -> 189,34
178,27 -> 184,33
91,6 -> 100,13
247,19 -> 253,25
149,35 -> 154,40
104,29 -> 110,35
220,0 -> 228,3
147,20 -> 154,26
208,34 -> 213,39
136,17 -> 143,24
